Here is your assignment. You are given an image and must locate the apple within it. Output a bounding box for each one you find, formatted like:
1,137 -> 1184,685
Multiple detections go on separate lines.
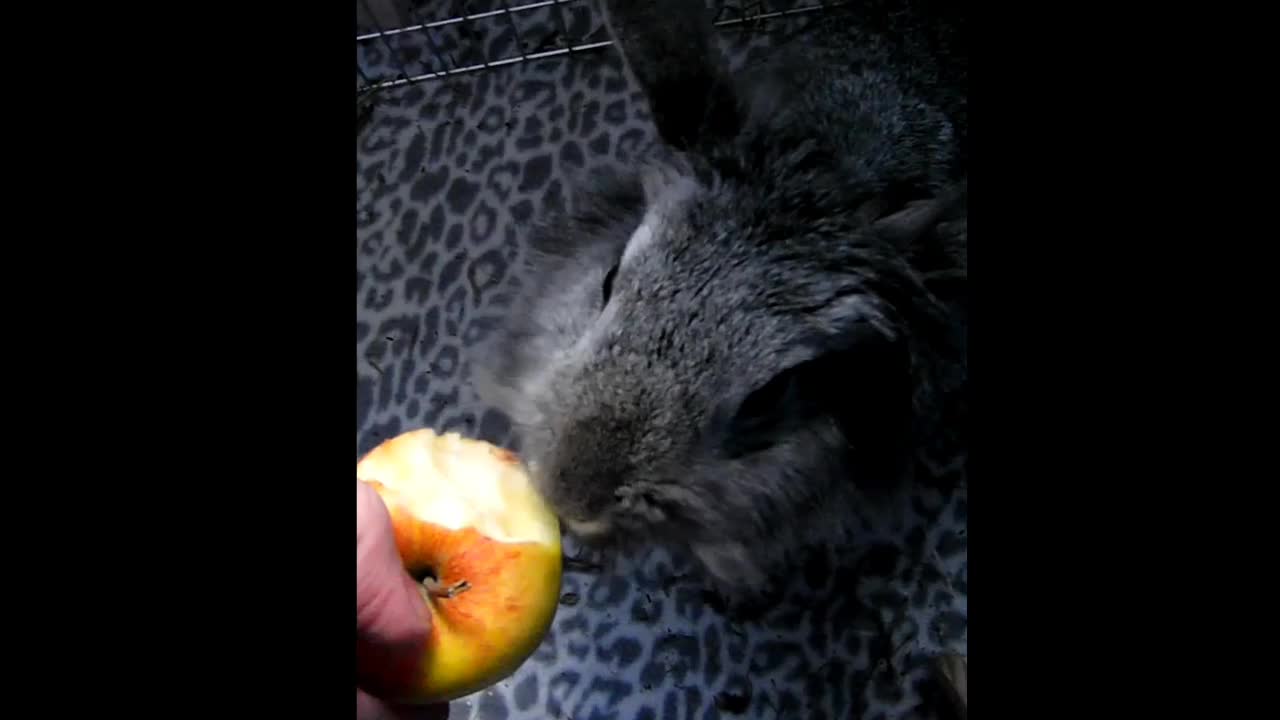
356,428 -> 563,704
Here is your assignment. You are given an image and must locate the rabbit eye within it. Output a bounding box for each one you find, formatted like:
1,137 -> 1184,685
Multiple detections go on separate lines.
720,368 -> 806,458
601,264 -> 620,306
735,370 -> 801,434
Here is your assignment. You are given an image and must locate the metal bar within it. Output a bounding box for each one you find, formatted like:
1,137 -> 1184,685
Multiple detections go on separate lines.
549,0 -> 573,58
409,3 -> 456,75
360,40 -> 612,91
711,2 -> 845,28
460,2 -> 495,72
357,0 -> 574,42
500,0 -> 532,62
355,1 -> 849,94
358,0 -> 416,85
358,2 -> 844,42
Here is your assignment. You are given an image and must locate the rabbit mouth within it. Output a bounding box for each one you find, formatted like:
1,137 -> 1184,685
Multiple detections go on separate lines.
561,516 -> 613,539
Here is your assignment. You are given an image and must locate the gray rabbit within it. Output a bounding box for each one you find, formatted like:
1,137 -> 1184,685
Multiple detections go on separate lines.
475,0 -> 968,604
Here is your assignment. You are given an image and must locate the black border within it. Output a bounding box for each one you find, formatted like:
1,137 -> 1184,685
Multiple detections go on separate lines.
975,6 -> 1180,716
93,3 -> 355,715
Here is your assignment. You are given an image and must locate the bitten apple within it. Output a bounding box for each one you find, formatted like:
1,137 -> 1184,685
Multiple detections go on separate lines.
356,428 -> 563,704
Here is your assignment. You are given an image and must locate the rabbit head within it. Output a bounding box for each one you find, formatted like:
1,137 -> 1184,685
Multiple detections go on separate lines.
475,0 -> 967,594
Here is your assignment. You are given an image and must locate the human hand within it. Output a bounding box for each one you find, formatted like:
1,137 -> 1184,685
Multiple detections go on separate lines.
357,478 -> 449,720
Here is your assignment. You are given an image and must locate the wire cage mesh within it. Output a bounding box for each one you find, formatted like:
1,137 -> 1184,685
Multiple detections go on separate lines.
356,0 -> 847,97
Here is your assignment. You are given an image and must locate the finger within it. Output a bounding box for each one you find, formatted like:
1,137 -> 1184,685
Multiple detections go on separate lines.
357,479 -> 432,693
357,479 -> 430,640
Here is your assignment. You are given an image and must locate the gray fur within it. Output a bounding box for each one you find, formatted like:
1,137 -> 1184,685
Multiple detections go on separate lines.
476,0 -> 968,600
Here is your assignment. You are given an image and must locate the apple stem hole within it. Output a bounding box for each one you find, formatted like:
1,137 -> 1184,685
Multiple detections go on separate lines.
421,576 -> 472,600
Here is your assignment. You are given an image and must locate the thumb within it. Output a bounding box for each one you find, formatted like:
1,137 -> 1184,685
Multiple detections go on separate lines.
357,479 -> 432,696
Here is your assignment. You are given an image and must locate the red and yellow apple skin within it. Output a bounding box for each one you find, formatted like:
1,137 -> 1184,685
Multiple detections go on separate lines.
357,428 -> 563,704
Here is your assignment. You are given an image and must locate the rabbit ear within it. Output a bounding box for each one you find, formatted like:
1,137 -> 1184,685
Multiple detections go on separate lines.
600,0 -> 742,151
